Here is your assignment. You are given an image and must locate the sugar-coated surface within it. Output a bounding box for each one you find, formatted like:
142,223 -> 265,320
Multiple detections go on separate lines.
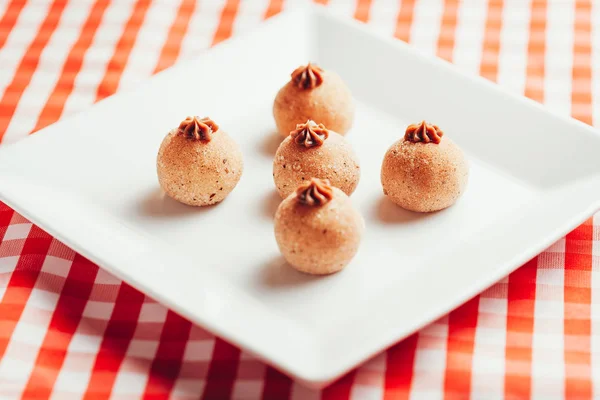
381,137 -> 469,212
273,70 -> 355,136
275,187 -> 363,275
273,131 -> 360,198
157,128 -> 243,206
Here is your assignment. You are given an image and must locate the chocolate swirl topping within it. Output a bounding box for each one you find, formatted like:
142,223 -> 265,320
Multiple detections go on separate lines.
178,116 -> 219,141
296,178 -> 334,207
291,63 -> 324,90
290,120 -> 329,148
404,121 -> 444,144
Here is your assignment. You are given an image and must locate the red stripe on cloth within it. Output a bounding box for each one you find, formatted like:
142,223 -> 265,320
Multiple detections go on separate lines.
261,366 -> 293,400
313,0 -> 329,5
523,0 -> 547,103
0,0 -> 68,143
479,0 -> 504,81
354,0 -> 373,23
394,0 -> 416,43
383,333 -> 418,400
0,226 -> 53,360
32,0 -> 110,133
0,0 -> 28,49
443,296 -> 480,398
564,219 -> 593,398
95,0 -> 152,102
201,338 -> 241,400
571,0 -> 592,124
211,0 -> 240,46
142,311 -> 192,399
322,371 -> 356,400
264,0 -> 284,19
436,0 -> 459,61
83,284 -> 146,398
21,255 -> 99,398
504,258 -> 537,398
0,208 -> 15,241
153,0 -> 196,74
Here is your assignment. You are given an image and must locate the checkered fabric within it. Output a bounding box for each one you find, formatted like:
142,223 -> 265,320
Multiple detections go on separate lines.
0,0 -> 598,398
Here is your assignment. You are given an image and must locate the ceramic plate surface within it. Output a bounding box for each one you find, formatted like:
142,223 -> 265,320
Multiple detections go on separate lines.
1,6 -> 600,387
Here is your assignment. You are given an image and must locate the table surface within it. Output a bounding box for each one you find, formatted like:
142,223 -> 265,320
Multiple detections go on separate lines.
0,0 -> 598,398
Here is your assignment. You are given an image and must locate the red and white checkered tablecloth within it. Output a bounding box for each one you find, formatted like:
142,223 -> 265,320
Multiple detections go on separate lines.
0,0 -> 598,398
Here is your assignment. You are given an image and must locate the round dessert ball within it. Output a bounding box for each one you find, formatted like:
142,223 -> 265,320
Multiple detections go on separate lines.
157,116 -> 243,206
273,120 -> 360,199
381,121 -> 469,212
274,178 -> 363,275
273,63 -> 354,137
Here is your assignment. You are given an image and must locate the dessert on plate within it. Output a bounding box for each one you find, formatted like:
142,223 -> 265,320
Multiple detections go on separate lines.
273,63 -> 354,137
157,116 -> 243,206
274,178 -> 363,275
273,120 -> 360,198
381,120 -> 469,212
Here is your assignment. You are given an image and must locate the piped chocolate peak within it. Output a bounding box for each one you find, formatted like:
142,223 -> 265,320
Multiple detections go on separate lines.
296,178 -> 334,207
404,121 -> 443,144
178,116 -> 219,141
291,63 -> 324,90
290,120 -> 329,148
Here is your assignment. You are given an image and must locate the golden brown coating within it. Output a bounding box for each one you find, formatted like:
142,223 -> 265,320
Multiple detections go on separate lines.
157,118 -> 243,206
273,123 -> 360,199
273,65 -> 354,136
381,124 -> 468,212
274,182 -> 363,275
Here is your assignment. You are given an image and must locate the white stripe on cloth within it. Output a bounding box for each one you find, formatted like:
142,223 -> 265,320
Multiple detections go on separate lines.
0,269 -> 72,398
2,0 -> 97,144
368,0 -> 402,37
117,0 -> 182,91
110,302 -> 169,396
532,246 -> 566,400
52,272 -> 112,397
178,0 -> 226,59
470,294 -> 507,400
409,316 -> 448,400
60,0 -> 138,118
544,0 -> 575,117
327,0 -> 358,18
497,0 -> 532,95
592,0 -> 600,127
409,0 -> 444,55
453,0 -> 487,76
0,1 -> 54,94
232,0 -> 271,37
350,352 -> 386,400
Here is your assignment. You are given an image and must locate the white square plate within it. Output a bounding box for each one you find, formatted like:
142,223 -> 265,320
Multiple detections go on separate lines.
1,6 -> 600,387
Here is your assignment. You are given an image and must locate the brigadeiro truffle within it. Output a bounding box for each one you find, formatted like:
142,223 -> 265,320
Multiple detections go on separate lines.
274,178 -> 363,275
157,116 -> 243,206
381,121 -> 469,212
273,120 -> 360,199
273,63 -> 354,137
